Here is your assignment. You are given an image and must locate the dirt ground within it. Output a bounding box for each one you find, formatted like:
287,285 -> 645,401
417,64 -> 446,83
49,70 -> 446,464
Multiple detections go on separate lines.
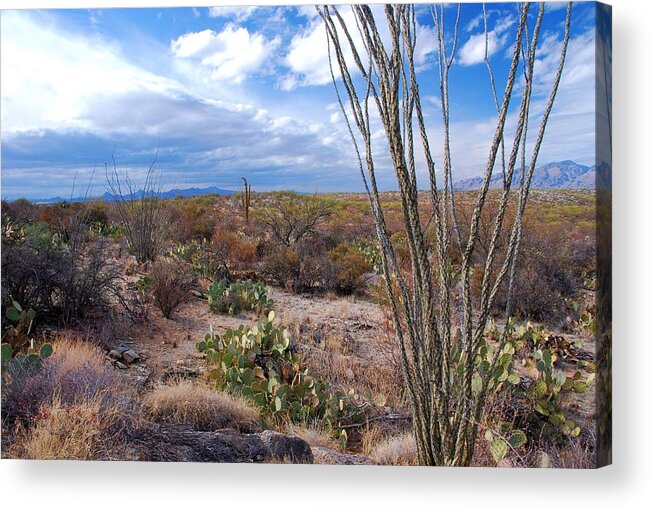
122,288 -> 385,387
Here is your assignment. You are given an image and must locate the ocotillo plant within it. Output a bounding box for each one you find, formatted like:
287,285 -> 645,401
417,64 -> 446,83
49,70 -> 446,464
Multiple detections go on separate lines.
318,2 -> 572,466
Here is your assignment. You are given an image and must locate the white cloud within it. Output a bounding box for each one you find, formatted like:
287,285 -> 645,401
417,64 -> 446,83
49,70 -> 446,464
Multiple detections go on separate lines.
171,25 -> 279,83
457,14 -> 515,66
466,13 -> 483,32
295,5 -> 320,20
281,6 -> 437,90
1,11 -> 179,133
207,6 -> 259,22
544,2 -> 569,13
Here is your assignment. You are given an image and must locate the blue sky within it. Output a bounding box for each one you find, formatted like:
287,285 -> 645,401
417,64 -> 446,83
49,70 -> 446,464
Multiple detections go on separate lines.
0,2 -> 598,200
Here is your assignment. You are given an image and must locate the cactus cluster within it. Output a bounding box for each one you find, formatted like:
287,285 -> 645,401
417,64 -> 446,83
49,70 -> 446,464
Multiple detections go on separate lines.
197,311 -> 346,427
2,218 -> 26,245
527,347 -> 593,438
474,320 -> 594,464
207,279 -> 273,316
484,423 -> 527,465
1,301 -> 52,369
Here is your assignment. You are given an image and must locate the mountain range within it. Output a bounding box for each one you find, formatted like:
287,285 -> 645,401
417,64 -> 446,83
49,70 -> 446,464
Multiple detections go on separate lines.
454,160 -> 596,191
31,186 -> 234,204
15,160 -> 598,203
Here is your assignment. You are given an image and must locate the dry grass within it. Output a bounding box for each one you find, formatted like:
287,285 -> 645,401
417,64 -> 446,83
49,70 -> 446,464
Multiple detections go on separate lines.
9,395 -> 123,460
2,337 -> 122,426
285,423 -> 340,451
297,326 -> 406,412
369,433 -> 417,466
360,424 -> 386,456
142,381 -> 261,433
543,437 -> 596,469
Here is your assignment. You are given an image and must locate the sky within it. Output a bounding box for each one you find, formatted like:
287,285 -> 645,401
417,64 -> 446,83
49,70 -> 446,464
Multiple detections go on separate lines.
0,2 -> 598,200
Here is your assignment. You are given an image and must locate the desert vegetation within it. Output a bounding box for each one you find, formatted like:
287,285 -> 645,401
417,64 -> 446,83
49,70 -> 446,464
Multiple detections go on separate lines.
1,183 -> 598,466
1,1 -> 602,468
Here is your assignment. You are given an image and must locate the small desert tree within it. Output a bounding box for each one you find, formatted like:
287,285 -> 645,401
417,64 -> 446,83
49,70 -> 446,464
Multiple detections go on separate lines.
318,2 -> 572,466
257,192 -> 333,246
105,153 -> 171,263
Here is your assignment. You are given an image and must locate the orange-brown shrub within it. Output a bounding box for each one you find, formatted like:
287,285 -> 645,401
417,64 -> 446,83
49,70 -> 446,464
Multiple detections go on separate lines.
168,198 -> 218,242
211,228 -> 258,269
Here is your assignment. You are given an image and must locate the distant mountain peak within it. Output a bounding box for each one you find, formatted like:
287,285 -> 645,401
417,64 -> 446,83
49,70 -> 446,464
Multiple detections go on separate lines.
454,160 -> 595,191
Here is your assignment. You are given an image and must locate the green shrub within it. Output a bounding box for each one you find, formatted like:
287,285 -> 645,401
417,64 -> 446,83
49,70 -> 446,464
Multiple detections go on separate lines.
197,312 -> 345,428
207,279 -> 273,315
327,243 -> 371,294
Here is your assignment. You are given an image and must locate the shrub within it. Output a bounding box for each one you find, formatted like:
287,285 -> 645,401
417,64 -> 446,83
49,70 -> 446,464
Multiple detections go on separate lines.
207,279 -> 273,315
327,243 -> 370,294
211,228 -> 259,270
116,274 -> 153,323
166,239 -> 230,281
58,237 -> 118,325
262,240 -> 333,293
198,312 -> 346,428
142,381 -> 260,433
150,259 -> 193,319
1,217 -> 117,325
255,192 -> 333,246
168,199 -> 218,242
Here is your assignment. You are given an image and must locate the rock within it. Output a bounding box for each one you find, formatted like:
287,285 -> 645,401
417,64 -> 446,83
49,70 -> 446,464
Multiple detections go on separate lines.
135,365 -> 151,386
122,349 -> 140,364
162,365 -> 202,381
115,361 -> 128,369
259,430 -> 313,464
132,424 -> 313,464
312,446 -> 369,465
108,349 -> 122,360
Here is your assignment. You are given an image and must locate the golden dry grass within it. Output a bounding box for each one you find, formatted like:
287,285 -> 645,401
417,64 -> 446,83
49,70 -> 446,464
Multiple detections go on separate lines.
285,423 -> 340,451
369,433 -> 417,466
50,337 -> 108,377
142,381 -> 261,433
10,395 -> 122,460
360,424 -> 386,456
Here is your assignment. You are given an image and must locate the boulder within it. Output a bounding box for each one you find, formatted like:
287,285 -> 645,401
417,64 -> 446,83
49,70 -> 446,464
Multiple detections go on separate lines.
130,424 -> 313,464
108,349 -> 122,360
122,349 -> 140,364
259,430 -> 314,464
